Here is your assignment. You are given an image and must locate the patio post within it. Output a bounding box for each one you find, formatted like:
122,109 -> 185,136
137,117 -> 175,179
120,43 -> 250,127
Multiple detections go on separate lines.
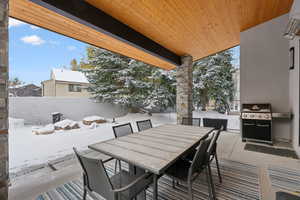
0,0 -> 9,199
176,54 -> 193,124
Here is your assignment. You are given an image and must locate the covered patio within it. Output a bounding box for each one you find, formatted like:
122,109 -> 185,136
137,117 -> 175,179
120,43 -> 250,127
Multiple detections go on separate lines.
1,0 -> 300,200
8,122 -> 300,200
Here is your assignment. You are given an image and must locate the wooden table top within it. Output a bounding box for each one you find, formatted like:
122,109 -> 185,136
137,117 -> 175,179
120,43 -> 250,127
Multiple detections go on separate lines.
89,124 -> 214,175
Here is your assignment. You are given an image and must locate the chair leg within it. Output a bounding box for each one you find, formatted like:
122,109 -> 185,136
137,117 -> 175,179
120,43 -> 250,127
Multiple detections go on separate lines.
215,152 -> 222,184
172,178 -> 176,189
188,181 -> 193,200
207,164 -> 217,200
83,187 -> 87,200
114,159 -> 118,174
83,174 -> 88,200
205,167 -> 213,200
118,160 -> 122,172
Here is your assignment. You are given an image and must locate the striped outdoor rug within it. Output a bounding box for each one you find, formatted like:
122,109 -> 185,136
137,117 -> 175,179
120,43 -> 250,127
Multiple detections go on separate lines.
37,159 -> 261,200
268,165 -> 300,193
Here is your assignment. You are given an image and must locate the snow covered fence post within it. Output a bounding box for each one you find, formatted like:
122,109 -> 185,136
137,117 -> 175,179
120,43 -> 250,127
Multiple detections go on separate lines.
0,0 -> 9,199
176,55 -> 193,124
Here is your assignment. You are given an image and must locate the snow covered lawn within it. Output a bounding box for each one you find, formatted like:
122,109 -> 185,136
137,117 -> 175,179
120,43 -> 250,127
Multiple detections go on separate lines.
9,111 -> 239,173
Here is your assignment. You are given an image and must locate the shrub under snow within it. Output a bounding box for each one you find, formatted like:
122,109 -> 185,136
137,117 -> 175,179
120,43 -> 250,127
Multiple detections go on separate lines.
83,115 -> 106,125
32,124 -> 55,135
32,116 -> 107,136
54,119 -> 80,130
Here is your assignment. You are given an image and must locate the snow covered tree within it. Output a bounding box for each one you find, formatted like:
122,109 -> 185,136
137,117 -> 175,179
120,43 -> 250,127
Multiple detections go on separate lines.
83,46 -> 176,111
145,69 -> 176,111
193,50 -> 235,113
117,59 -> 153,110
84,47 -> 130,104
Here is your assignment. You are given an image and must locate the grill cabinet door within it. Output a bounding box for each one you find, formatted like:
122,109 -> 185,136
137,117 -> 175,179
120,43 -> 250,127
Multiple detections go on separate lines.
256,120 -> 271,141
242,119 -> 256,139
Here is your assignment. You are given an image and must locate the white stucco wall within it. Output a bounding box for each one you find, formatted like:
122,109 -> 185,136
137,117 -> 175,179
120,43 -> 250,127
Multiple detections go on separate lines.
9,97 -> 128,125
240,14 -> 291,142
289,37 -> 300,156
287,0 -> 300,156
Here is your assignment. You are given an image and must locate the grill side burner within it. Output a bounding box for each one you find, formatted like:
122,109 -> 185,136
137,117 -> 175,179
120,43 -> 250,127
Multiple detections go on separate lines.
241,103 -> 273,144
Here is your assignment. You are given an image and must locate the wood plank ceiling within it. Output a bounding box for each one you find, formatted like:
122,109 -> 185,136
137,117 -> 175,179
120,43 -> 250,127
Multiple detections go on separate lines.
9,0 -> 293,70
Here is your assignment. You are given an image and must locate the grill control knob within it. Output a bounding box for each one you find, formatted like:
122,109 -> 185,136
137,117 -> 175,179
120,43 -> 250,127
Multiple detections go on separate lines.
258,114 -> 262,119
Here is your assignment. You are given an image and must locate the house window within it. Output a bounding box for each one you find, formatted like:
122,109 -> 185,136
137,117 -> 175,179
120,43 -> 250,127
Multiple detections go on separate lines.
81,85 -> 92,92
86,87 -> 93,92
69,84 -> 82,92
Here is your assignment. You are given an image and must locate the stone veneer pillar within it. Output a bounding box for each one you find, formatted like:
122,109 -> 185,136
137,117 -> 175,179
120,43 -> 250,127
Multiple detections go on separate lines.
0,0 -> 9,199
176,55 -> 193,124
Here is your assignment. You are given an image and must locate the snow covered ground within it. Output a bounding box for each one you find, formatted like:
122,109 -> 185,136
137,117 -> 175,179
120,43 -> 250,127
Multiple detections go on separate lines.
9,111 -> 240,173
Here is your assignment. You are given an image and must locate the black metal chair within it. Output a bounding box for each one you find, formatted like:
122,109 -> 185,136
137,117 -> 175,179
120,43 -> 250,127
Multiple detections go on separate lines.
165,131 -> 218,200
185,127 -> 223,184
182,117 -> 201,126
112,123 -> 134,138
112,123 -> 134,173
73,148 -> 153,200
136,119 -> 153,132
203,118 -> 228,131
205,129 -> 222,200
208,128 -> 222,183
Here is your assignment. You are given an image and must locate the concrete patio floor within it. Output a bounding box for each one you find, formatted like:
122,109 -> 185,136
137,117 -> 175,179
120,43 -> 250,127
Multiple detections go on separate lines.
8,131 -> 300,200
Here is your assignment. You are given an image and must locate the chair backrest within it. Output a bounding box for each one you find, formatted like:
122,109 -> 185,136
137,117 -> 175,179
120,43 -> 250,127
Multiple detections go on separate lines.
136,119 -> 152,132
73,148 -> 114,200
203,118 -> 227,131
182,117 -> 201,126
112,123 -> 133,138
207,129 -> 221,159
189,133 -> 213,177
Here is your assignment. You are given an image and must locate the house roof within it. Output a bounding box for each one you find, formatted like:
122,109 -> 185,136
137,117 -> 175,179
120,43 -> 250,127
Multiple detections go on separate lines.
9,0 -> 293,70
51,69 -> 89,84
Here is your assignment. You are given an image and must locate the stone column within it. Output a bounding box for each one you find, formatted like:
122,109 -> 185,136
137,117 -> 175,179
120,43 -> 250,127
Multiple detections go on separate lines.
0,0 -> 9,199
176,55 -> 193,124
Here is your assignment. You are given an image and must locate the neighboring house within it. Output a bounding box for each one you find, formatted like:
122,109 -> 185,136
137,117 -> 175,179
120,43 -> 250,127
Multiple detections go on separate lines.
41,69 -> 91,97
9,84 -> 42,97
230,68 -> 240,111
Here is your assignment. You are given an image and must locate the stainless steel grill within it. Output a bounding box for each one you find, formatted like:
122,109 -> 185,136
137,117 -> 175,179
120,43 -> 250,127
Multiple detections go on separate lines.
241,103 -> 273,144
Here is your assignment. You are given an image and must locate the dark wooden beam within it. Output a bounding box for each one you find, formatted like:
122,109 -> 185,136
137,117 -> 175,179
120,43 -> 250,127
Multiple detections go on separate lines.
29,0 -> 181,66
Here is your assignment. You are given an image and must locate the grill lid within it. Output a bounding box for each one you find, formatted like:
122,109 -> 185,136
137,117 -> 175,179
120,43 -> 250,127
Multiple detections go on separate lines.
242,103 -> 271,113
241,103 -> 272,120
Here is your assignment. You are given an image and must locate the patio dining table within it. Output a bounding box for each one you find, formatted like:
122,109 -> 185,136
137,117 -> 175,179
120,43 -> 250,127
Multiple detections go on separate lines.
89,124 -> 214,200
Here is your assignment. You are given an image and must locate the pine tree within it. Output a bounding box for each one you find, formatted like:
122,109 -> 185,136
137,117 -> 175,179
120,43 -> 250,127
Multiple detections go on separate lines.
84,47 -> 130,104
145,69 -> 176,111
84,46 -> 234,113
193,50 -> 235,113
83,46 -> 177,111
117,59 -> 153,110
